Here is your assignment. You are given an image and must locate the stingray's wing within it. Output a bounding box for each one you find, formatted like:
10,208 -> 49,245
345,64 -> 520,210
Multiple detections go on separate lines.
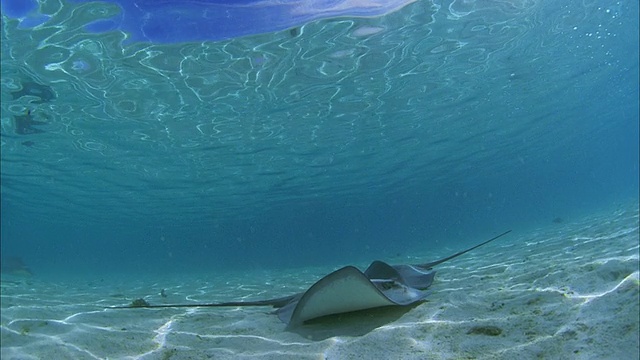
278,266 -> 397,327
278,265 -> 431,328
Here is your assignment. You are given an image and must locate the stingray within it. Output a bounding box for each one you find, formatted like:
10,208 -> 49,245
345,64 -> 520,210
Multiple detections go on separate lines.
110,230 -> 511,328
14,110 -> 48,135
0,257 -> 33,276
10,81 -> 56,104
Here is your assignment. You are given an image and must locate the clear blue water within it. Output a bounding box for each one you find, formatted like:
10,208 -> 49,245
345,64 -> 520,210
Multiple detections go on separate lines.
0,0 -> 417,43
1,0 -> 638,278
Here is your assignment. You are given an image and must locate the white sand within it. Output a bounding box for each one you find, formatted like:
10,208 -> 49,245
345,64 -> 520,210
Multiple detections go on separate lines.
1,201 -> 638,360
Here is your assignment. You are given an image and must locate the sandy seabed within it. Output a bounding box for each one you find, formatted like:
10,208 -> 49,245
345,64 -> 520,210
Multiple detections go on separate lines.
1,201 -> 639,360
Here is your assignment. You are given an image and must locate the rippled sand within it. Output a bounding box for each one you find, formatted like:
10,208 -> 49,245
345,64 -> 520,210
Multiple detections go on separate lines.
2,202 -> 638,359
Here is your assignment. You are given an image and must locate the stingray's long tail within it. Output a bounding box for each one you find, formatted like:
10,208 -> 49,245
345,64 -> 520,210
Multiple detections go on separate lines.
417,230 -> 512,269
107,294 -> 298,310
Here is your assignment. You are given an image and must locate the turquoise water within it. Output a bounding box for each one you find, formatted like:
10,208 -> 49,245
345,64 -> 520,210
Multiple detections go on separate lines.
1,202 -> 637,358
1,0 -> 638,278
